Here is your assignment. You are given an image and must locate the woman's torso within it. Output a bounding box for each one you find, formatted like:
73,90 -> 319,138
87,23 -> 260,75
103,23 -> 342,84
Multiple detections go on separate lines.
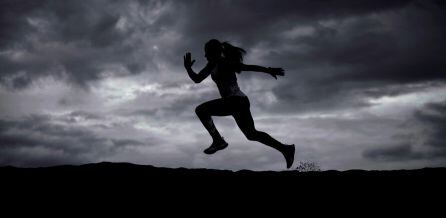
210,59 -> 246,98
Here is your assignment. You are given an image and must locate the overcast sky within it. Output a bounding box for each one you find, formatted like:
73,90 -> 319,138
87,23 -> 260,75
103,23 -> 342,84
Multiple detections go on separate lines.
1,0 -> 445,170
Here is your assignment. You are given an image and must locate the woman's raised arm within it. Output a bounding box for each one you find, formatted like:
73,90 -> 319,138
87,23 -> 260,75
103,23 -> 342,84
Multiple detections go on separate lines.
184,52 -> 213,83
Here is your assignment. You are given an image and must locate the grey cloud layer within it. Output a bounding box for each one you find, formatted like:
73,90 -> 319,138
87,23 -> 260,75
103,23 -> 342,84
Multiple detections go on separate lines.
1,0 -> 446,169
0,113 -> 148,166
363,100 -> 446,162
0,0 -> 173,88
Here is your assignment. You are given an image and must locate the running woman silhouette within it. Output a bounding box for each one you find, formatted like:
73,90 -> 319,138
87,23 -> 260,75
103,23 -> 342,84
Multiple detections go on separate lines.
184,39 -> 295,168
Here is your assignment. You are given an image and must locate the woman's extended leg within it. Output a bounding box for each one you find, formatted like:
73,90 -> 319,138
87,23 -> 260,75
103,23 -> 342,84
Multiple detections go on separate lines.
234,110 -> 286,152
233,98 -> 295,168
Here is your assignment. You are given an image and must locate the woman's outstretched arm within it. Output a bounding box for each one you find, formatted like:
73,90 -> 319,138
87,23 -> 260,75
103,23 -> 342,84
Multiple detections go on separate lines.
238,64 -> 285,79
183,52 -> 213,83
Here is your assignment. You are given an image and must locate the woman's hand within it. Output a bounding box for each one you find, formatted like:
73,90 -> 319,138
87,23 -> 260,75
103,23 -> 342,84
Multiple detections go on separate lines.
267,67 -> 285,79
183,52 -> 195,70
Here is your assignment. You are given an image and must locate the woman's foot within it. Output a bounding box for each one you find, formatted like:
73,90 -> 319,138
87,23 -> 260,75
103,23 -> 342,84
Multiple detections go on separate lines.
282,144 -> 295,169
204,138 -> 228,155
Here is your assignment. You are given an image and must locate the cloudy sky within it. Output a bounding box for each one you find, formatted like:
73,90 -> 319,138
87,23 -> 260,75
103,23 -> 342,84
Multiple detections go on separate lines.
1,0 -> 445,170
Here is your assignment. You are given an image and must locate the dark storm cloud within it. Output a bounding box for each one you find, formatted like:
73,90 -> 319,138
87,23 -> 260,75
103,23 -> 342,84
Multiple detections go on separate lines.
0,0 -> 169,89
0,0 -> 43,48
363,100 -> 446,162
363,144 -> 423,161
266,1 -> 446,112
167,0 -> 445,113
172,0 -> 414,74
176,0 -> 411,45
0,114 -> 147,167
2,0 -> 443,100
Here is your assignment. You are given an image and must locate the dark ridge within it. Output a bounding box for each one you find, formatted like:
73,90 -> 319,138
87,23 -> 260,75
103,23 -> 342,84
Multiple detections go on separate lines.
2,162 -> 442,208
2,161 -> 446,177
0,162 -> 446,201
2,162 -> 445,195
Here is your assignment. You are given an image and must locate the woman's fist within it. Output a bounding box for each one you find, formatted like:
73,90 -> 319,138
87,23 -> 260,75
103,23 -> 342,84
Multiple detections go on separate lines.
267,67 -> 285,79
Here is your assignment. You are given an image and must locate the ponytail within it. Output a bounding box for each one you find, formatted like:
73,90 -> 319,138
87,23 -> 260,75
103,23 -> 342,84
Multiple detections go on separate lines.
221,42 -> 246,73
221,42 -> 246,63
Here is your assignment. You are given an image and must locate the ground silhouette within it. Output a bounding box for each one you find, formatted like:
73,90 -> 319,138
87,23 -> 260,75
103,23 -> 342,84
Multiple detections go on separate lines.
2,161 -> 445,181
2,162 -> 445,198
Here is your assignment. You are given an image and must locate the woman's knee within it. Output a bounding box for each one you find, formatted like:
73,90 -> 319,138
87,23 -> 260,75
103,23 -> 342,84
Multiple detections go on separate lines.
244,130 -> 259,141
195,104 -> 207,117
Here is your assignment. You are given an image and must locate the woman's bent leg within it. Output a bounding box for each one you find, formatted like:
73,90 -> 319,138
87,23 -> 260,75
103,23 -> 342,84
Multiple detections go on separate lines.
195,98 -> 232,142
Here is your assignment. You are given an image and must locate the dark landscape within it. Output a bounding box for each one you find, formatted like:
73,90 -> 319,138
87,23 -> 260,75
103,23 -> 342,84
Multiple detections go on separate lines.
2,162 -> 445,185
2,162 -> 445,205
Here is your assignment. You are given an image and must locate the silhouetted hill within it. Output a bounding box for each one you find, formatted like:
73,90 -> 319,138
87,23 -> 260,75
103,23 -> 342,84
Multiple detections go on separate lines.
2,162 -> 446,197
3,162 -> 443,211
2,162 -> 445,182
2,161 -> 446,177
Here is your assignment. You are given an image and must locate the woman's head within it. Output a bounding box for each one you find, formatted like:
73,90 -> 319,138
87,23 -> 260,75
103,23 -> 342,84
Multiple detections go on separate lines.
204,39 -> 223,62
204,39 -> 246,65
